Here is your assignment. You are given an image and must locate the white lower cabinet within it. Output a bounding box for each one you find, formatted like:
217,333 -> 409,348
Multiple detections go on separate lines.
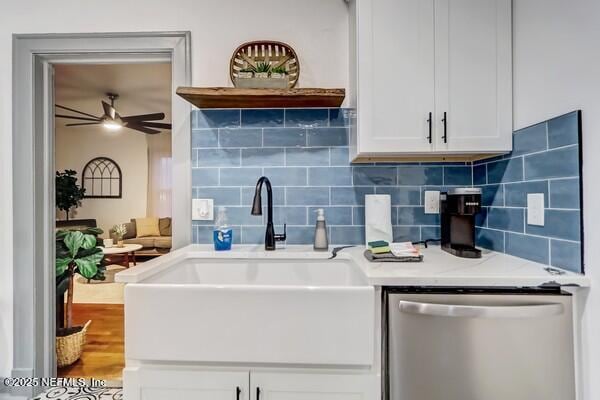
123,368 -> 249,400
250,372 -> 373,400
124,367 -> 375,400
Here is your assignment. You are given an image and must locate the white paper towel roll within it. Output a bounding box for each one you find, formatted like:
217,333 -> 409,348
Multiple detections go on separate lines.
365,194 -> 393,246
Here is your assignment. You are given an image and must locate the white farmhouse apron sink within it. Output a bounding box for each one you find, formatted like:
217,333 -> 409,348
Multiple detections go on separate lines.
121,255 -> 374,366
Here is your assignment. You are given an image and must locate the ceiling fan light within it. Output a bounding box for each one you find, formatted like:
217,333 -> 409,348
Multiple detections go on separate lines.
102,119 -> 122,131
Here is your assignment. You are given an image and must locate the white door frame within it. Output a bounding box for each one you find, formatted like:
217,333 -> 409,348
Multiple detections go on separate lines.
12,32 -> 191,398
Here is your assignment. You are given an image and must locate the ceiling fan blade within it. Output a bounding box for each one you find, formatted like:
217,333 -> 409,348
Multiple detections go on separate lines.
55,104 -> 101,120
122,112 -> 166,122
65,122 -> 100,127
55,114 -> 101,122
126,124 -> 161,134
136,121 -> 172,129
102,101 -> 117,119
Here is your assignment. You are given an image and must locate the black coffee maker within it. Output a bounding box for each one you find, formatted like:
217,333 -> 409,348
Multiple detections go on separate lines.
440,188 -> 482,258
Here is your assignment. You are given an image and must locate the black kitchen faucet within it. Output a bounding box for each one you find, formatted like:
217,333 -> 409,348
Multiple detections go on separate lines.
251,176 -> 287,250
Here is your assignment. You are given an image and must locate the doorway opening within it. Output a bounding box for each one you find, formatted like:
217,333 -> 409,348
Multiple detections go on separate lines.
12,32 -> 191,399
53,62 -> 173,381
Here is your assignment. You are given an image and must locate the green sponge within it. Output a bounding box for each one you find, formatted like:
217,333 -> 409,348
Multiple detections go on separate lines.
367,240 -> 389,248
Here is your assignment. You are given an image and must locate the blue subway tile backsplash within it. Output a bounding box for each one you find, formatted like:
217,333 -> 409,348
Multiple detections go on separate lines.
486,157 -> 524,183
241,109 -> 284,127
487,207 -> 525,233
503,181 -> 548,207
473,110 -> 583,272
284,108 -> 329,127
195,109 -> 240,129
549,178 -> 580,209
512,123 -> 547,156
219,128 -> 262,148
524,145 -> 579,180
191,108 -> 583,273
548,111 -> 579,148
505,232 -> 550,265
550,240 -> 581,272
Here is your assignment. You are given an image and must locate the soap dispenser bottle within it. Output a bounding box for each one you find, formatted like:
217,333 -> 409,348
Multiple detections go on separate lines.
213,206 -> 233,251
313,208 -> 329,251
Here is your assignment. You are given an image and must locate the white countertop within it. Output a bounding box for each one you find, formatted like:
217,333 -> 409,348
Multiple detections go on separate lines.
116,244 -> 590,288
348,245 -> 589,287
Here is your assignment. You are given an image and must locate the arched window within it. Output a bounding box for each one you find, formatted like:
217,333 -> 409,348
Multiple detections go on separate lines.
82,157 -> 122,198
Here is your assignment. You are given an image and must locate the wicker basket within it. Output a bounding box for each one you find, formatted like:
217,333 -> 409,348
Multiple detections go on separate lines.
230,40 -> 300,88
56,320 -> 91,368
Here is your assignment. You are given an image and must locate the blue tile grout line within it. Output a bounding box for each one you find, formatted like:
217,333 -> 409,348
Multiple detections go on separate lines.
191,108 -> 582,273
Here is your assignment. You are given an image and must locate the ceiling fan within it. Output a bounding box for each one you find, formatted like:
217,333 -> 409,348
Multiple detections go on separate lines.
55,93 -> 171,134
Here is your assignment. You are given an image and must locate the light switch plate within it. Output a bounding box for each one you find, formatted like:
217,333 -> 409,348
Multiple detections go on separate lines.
527,193 -> 545,226
192,198 -> 214,221
424,191 -> 440,214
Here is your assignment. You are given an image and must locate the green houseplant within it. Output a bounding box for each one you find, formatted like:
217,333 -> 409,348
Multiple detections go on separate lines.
253,61 -> 272,78
55,228 -> 105,367
238,67 -> 255,79
56,228 -> 105,327
56,170 -> 86,221
270,65 -> 288,79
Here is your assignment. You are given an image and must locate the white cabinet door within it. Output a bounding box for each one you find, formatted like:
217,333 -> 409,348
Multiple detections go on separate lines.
250,372 -> 374,400
124,367 -> 249,400
434,0 -> 512,153
355,0 -> 435,156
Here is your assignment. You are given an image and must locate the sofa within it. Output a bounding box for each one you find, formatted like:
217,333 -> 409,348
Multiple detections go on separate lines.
110,217 -> 172,255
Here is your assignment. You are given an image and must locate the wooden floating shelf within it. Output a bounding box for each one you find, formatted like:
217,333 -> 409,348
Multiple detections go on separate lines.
176,87 -> 345,109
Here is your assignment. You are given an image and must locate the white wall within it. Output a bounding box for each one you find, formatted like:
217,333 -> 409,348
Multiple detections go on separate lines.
513,0 -> 600,397
0,0 -> 350,379
55,127 -> 150,235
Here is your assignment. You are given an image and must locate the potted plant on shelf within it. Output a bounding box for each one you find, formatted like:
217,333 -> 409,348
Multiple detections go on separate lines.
233,61 -> 289,89
270,65 -> 288,79
55,228 -> 105,367
253,61 -> 271,79
56,169 -> 86,221
238,67 -> 254,79
112,223 -> 127,248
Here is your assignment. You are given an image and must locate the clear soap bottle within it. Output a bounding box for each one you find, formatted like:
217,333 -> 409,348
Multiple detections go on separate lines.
314,208 -> 329,251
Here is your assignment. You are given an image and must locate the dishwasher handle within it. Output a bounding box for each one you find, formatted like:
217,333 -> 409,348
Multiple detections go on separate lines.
399,300 -> 564,319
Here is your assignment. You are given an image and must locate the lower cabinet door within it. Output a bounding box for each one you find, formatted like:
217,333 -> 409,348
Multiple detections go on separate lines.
123,367 -> 249,400
250,372 -> 374,400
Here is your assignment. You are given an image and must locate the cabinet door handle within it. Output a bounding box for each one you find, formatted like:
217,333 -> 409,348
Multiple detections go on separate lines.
441,112 -> 447,143
427,112 -> 432,144
256,387 -> 261,400
236,386 -> 241,400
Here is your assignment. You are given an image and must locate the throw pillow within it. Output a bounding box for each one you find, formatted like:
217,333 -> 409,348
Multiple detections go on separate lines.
159,217 -> 172,236
122,221 -> 136,240
135,217 -> 161,238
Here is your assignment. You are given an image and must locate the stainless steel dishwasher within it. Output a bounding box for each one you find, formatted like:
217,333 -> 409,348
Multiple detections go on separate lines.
384,288 -> 576,400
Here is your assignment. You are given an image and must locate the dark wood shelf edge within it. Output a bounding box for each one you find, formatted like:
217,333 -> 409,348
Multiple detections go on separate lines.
176,87 -> 345,109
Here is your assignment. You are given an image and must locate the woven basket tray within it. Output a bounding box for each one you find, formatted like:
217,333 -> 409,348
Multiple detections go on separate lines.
56,320 -> 91,368
230,40 -> 299,88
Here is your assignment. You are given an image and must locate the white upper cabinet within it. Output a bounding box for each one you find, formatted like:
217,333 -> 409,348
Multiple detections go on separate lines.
355,0 -> 435,154
350,0 -> 512,161
434,0 -> 512,153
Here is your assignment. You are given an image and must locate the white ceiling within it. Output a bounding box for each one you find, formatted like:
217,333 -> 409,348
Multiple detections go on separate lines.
54,63 -> 172,130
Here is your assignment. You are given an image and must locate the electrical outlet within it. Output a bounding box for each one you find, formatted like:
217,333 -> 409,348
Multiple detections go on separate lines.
424,191 -> 440,214
192,198 -> 214,221
527,193 -> 545,226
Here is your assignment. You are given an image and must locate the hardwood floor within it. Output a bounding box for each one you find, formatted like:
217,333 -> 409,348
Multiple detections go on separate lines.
58,303 -> 124,380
